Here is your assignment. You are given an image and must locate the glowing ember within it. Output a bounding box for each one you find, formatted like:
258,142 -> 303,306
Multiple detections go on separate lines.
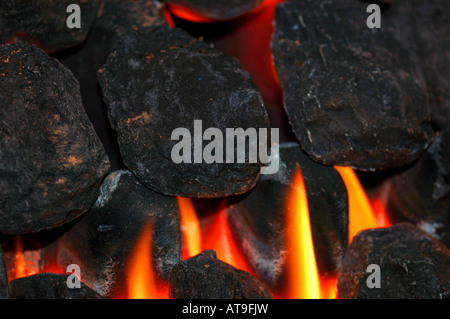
334,166 -> 390,243
166,0 -> 280,24
166,3 -> 217,23
162,5 -> 176,28
126,223 -> 168,299
285,167 -> 321,299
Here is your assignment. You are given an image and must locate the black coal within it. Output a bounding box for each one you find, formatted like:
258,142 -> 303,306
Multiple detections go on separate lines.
0,0 -> 100,53
98,26 -> 270,198
272,0 -> 434,170
169,250 -> 272,299
338,223 -> 450,299
0,43 -> 110,235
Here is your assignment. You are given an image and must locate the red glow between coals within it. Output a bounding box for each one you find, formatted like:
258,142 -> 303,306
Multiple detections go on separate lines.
166,0 -> 281,24
166,3 -> 217,23
4,0 -> 392,300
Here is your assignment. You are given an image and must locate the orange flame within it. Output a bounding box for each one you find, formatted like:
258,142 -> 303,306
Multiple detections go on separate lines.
202,205 -> 253,274
126,223 -> 168,299
8,236 -> 40,281
285,167 -> 321,299
12,236 -> 27,279
177,197 -> 202,259
334,166 -> 390,243
177,197 -> 252,274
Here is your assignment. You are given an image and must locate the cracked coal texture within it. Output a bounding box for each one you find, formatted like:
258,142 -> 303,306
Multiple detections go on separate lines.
0,43 -> 110,235
272,0 -> 434,170
164,0 -> 265,20
169,250 -> 272,299
8,273 -> 102,299
49,170 -> 180,297
227,142 -> 348,289
338,223 -> 450,299
0,0 -> 101,53
388,0 -> 450,132
98,26 -> 270,197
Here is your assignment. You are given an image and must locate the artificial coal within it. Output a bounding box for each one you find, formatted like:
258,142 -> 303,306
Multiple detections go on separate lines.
48,170 -> 181,297
169,250 -> 272,299
165,0 -> 265,20
98,26 -> 270,197
0,0 -> 101,53
272,0 -> 434,170
383,129 -> 450,248
0,43 -> 110,235
338,223 -> 450,299
227,142 -> 348,289
54,0 -> 168,170
8,273 -> 102,299
388,0 -> 450,132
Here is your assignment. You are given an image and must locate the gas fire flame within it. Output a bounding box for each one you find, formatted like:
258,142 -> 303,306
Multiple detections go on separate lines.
285,167 -> 322,299
5,0 -> 390,300
126,222 -> 168,299
12,236 -> 28,280
177,197 -> 252,274
7,166 -> 390,299
177,197 -> 202,259
334,166 -> 390,243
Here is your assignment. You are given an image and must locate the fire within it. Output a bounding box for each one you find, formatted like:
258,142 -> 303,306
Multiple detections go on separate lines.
177,197 -> 202,259
12,236 -> 27,280
201,205 -> 252,274
177,197 -> 252,274
334,166 -> 390,243
166,3 -> 217,23
285,167 -> 321,299
162,5 -> 176,28
8,236 -> 39,281
166,0 -> 281,24
126,223 -> 168,299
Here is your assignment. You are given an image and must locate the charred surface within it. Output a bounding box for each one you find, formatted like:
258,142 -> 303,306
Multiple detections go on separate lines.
8,273 -> 102,299
169,250 -> 272,299
98,26 -> 270,197
338,223 -> 450,299
0,43 -> 110,235
272,0 -> 433,170
0,0 -> 100,53
54,0 -> 167,170
388,0 -> 450,132
385,129 -> 450,247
